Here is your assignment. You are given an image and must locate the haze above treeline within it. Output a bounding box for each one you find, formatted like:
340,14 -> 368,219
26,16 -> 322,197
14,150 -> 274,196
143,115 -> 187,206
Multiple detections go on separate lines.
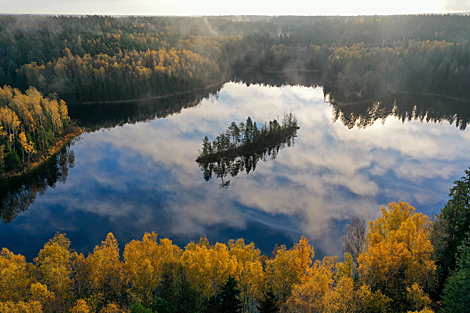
2,0 -> 469,15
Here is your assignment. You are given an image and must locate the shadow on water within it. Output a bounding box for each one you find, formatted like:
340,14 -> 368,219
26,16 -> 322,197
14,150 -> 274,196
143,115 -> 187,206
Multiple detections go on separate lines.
0,145 -> 76,223
68,84 -> 224,131
230,67 -> 323,89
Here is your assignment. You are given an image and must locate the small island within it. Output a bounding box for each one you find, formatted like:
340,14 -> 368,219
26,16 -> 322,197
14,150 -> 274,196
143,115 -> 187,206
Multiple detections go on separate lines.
196,113 -> 299,163
0,86 -> 83,179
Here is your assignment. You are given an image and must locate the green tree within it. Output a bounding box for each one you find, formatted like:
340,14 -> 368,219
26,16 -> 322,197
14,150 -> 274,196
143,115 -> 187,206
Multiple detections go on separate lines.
432,168 -> 470,297
131,303 -> 152,313
202,136 -> 212,156
441,234 -> 470,312
217,275 -> 242,313
257,290 -> 280,313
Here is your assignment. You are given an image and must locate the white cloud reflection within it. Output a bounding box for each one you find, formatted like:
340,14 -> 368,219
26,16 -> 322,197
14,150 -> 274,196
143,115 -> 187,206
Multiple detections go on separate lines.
24,83 -> 470,257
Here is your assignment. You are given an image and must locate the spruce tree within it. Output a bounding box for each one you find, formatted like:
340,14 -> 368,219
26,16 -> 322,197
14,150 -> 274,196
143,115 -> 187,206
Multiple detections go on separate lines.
257,290 -> 280,313
218,275 -> 242,313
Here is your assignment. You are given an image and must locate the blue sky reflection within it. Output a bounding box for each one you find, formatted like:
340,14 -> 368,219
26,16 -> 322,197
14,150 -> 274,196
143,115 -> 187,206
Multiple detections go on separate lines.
1,82 -> 469,260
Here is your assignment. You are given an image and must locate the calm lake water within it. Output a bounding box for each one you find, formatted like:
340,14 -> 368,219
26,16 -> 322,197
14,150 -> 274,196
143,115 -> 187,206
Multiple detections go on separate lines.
1,82 -> 470,260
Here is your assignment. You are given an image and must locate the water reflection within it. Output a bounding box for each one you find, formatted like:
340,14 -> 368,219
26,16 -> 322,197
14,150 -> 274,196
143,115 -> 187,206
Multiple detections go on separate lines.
68,84 -> 223,131
1,82 -> 470,261
328,92 -> 470,130
0,146 -> 75,223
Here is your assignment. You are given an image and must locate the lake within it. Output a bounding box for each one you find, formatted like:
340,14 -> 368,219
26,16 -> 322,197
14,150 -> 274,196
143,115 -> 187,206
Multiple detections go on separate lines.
1,82 -> 470,261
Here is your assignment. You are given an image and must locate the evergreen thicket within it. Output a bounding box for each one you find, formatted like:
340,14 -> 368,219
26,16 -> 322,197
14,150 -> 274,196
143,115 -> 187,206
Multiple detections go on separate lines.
196,114 -> 298,188
197,113 -> 298,163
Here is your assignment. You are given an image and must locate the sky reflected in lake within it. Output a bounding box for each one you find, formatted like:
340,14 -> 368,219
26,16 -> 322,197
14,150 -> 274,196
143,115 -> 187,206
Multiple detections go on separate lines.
1,82 -> 470,260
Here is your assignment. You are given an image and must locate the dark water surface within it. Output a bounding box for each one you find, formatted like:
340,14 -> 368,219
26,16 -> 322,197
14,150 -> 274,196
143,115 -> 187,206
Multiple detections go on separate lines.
1,82 -> 470,260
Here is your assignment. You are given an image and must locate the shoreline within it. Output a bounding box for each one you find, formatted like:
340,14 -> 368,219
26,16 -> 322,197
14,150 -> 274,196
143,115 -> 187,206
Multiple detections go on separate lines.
0,126 -> 84,181
77,81 -> 226,106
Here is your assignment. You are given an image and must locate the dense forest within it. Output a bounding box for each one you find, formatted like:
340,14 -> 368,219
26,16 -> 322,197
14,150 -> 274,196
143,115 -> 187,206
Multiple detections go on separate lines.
2,168 -> 470,313
2,14 -> 470,104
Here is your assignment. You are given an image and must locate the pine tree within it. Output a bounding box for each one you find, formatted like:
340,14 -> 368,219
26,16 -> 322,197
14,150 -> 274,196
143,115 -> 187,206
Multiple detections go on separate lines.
442,235 -> 470,312
257,290 -> 280,313
432,168 -> 470,297
218,275 -> 242,313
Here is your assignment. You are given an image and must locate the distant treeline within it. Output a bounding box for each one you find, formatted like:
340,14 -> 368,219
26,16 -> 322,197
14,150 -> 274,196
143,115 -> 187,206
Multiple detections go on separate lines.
0,86 -> 79,177
17,46 -> 223,102
232,36 -> 470,102
2,14 -> 470,104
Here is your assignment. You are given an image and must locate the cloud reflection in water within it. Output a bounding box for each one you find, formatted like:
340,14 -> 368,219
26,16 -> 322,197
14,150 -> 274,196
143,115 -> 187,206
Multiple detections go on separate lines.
1,82 -> 470,260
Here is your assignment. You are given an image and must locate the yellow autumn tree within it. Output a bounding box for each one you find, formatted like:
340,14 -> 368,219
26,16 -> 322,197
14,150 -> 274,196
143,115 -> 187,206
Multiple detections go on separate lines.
265,236 -> 314,303
281,256 -> 336,313
123,232 -> 182,305
0,300 -> 43,313
321,253 -> 357,313
87,233 -> 128,307
357,201 -> 436,312
18,131 -> 36,163
0,248 -> 32,302
180,237 -> 238,300
29,282 -> 54,305
33,233 -> 73,300
99,303 -> 125,313
70,299 -> 91,313
321,276 -> 356,313
72,252 -> 91,301
356,284 -> 392,313
228,239 -> 265,312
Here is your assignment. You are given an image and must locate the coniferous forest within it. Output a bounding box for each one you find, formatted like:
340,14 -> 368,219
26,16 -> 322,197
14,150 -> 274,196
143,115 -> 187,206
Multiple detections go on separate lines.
1,14 -> 470,313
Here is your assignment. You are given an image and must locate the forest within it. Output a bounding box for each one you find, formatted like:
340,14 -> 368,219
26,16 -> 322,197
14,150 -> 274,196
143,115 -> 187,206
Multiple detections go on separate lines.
1,14 -> 470,149
0,86 -> 81,177
1,13 -> 470,313
2,167 -> 470,313
2,14 -> 470,104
